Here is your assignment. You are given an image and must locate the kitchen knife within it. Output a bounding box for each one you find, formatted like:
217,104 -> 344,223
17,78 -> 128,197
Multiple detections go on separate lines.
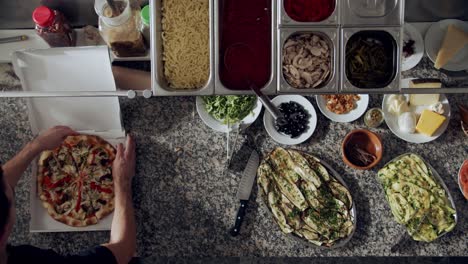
230,150 -> 259,237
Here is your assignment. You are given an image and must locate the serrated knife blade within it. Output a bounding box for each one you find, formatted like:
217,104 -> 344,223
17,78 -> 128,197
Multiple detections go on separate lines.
236,150 -> 260,201
230,150 -> 259,236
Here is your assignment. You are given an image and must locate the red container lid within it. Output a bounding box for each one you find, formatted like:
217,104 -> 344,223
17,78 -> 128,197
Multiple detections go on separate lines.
32,6 -> 55,27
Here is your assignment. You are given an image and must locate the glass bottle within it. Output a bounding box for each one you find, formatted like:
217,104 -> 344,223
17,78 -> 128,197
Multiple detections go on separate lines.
32,6 -> 76,47
94,0 -> 147,57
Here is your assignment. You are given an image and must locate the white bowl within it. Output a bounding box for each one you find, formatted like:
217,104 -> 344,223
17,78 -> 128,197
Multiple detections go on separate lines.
263,95 -> 317,145
316,94 -> 369,123
196,96 -> 263,133
402,23 -> 424,71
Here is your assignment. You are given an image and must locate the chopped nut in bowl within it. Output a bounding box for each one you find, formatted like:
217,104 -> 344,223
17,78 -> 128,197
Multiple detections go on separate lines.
282,33 -> 332,89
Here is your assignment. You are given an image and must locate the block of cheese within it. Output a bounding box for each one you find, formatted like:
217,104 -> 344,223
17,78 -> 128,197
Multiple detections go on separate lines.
409,94 -> 440,106
409,79 -> 442,89
416,110 -> 446,136
434,24 -> 468,69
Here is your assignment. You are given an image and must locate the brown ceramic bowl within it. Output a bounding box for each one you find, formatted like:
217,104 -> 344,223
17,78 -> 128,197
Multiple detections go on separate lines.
341,129 -> 383,170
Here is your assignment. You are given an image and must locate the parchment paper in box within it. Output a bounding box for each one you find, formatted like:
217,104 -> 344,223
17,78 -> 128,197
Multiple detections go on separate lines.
11,46 -> 116,93
28,96 -> 125,232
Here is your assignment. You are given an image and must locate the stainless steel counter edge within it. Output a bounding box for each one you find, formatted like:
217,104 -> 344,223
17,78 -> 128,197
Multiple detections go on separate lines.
277,27 -> 340,94
213,0 -> 277,95
150,0 -> 215,96
0,91 -> 131,98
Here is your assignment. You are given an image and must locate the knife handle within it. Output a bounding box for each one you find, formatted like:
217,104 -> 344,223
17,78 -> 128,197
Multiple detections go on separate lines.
230,200 -> 248,237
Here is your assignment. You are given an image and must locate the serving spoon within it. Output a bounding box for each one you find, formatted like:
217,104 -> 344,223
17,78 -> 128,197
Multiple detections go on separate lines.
224,43 -> 287,126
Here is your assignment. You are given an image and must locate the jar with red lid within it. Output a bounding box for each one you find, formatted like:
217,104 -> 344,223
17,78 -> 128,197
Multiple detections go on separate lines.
32,6 -> 76,47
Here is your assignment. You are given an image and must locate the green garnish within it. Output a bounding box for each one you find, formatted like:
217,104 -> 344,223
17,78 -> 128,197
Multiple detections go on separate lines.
202,95 -> 256,124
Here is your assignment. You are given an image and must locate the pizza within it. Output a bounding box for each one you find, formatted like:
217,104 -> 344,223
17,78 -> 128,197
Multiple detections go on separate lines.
37,135 -> 116,227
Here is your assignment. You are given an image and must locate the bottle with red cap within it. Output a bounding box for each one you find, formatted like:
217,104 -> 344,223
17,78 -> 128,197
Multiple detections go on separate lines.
32,6 -> 76,47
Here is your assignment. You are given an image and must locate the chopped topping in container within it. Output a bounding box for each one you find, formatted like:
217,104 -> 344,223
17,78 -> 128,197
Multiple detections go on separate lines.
322,94 -> 360,115
202,95 -> 256,124
364,108 -> 384,128
346,31 -> 396,89
161,0 -> 209,88
275,101 -> 309,138
284,0 -> 335,22
283,33 -> 331,89
345,144 -> 376,167
403,39 -> 415,58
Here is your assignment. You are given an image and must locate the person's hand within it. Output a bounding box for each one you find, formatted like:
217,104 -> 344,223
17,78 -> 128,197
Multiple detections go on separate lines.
112,135 -> 136,195
34,126 -> 78,152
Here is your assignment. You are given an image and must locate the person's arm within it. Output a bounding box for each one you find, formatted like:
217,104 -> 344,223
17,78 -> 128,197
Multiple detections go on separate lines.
103,135 -> 136,264
112,66 -> 151,91
1,126 -> 78,189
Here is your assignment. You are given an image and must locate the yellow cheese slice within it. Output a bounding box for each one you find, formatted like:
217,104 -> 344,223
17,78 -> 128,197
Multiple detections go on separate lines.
434,24 -> 468,69
415,110 -> 446,136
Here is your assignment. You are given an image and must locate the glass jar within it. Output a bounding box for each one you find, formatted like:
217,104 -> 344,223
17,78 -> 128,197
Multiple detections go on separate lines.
140,5 -> 151,47
94,0 -> 147,57
364,108 -> 384,128
32,6 -> 76,47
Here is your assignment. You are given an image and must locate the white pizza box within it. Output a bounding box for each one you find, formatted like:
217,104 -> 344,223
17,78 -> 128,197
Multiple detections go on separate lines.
14,46 -> 126,232
11,45 -> 121,95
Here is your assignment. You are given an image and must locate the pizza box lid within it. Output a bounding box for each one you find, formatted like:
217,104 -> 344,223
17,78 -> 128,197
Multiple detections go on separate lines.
12,46 -> 125,232
11,46 -> 117,94
11,46 -> 124,135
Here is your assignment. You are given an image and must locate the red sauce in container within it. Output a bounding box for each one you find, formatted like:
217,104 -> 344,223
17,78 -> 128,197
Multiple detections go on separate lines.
284,0 -> 336,22
219,0 -> 272,90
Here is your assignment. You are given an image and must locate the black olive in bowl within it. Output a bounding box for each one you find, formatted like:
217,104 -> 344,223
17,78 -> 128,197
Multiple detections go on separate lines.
274,101 -> 310,138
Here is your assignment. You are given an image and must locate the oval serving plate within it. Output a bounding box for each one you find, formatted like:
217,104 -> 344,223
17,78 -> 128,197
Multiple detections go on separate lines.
257,150 -> 357,249
377,153 -> 458,241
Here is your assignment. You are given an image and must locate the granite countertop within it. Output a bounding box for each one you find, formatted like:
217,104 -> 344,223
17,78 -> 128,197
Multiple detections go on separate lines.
0,64 -> 467,258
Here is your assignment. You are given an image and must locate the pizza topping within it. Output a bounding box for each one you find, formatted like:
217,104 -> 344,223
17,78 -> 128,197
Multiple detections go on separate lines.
99,173 -> 113,183
43,175 -> 72,189
75,181 -> 82,212
90,182 -> 113,194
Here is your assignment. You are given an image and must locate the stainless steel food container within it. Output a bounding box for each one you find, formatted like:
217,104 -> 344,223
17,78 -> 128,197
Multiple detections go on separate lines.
278,0 -> 340,26
214,0 -> 277,95
340,27 -> 402,93
278,27 -> 340,94
342,0 -> 404,26
151,0 -> 215,96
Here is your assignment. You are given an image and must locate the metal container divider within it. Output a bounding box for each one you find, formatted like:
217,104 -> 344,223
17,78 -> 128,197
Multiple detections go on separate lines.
278,0 -> 340,26
278,27 -> 339,94
151,0 -> 215,96
341,0 -> 404,26
214,0 -> 277,95
340,27 -> 402,93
